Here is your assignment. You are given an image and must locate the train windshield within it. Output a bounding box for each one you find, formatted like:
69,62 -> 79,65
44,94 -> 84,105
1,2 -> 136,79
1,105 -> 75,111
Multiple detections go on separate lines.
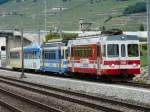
107,44 -> 119,57
128,44 -> 139,57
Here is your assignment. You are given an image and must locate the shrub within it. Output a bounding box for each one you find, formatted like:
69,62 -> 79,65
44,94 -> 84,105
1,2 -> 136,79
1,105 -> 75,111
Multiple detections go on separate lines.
45,33 -> 77,42
123,2 -> 146,15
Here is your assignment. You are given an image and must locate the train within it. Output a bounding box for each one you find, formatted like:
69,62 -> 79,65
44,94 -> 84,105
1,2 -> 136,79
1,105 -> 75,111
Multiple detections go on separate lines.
9,30 -> 141,80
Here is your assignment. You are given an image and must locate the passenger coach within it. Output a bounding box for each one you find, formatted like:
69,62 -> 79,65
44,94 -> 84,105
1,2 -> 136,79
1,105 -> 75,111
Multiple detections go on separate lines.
40,40 -> 68,74
24,43 -> 41,71
67,32 -> 140,78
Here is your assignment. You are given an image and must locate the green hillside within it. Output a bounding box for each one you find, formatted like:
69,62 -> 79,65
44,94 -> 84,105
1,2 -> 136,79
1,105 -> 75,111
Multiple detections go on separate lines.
0,0 -> 146,31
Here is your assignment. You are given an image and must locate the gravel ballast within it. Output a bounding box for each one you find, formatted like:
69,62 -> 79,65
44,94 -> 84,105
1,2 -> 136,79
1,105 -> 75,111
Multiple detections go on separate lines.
0,69 -> 150,107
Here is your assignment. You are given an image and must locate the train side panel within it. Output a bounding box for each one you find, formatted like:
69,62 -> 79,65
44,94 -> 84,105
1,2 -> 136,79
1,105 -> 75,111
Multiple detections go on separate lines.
9,48 -> 22,69
41,42 -> 68,74
24,43 -> 41,70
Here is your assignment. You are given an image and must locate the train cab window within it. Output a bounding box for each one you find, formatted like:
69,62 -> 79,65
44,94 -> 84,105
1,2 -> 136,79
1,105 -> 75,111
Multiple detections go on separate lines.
121,44 -> 126,57
1,46 -> 6,51
107,44 -> 119,57
128,44 -> 139,57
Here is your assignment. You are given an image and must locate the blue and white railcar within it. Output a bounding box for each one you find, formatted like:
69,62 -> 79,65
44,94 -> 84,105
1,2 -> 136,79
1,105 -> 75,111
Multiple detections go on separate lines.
24,43 -> 41,71
41,40 -> 68,74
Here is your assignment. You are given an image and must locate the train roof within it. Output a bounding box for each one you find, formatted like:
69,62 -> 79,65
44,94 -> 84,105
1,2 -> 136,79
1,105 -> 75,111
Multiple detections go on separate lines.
68,34 -> 139,46
24,42 -> 40,52
105,34 -> 139,41
42,41 -> 67,48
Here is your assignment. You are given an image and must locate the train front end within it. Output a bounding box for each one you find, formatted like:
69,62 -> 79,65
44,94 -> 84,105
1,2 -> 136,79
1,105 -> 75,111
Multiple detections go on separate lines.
101,35 -> 140,78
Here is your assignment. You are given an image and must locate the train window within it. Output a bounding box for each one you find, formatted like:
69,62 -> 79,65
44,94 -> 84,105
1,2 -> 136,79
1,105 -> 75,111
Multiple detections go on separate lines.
44,51 -> 56,60
61,49 -> 65,59
121,44 -> 126,57
33,51 -> 37,59
10,52 -> 20,59
60,50 -> 62,59
102,45 -> 106,57
88,48 -> 92,57
107,44 -> 119,57
75,48 -> 80,57
1,46 -> 5,51
78,48 -> 81,57
128,44 -> 139,57
85,48 -> 88,58
71,47 -> 74,57
81,48 -> 84,57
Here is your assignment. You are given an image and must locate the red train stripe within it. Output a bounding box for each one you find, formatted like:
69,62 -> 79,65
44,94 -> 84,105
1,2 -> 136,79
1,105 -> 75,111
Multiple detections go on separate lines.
69,67 -> 140,75
104,60 -> 140,65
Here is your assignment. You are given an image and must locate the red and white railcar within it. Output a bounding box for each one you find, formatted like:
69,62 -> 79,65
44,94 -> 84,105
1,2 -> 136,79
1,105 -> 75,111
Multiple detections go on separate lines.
67,33 -> 140,78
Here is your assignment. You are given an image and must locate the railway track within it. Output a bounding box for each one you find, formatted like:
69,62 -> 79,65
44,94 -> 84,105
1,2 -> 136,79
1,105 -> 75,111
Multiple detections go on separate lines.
0,84 -> 63,112
0,75 -> 149,112
0,100 -> 24,112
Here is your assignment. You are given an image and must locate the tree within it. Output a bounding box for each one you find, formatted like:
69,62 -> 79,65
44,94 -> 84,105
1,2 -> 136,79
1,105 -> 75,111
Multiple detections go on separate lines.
123,2 -> 146,15
139,24 -> 145,31
62,0 -> 67,2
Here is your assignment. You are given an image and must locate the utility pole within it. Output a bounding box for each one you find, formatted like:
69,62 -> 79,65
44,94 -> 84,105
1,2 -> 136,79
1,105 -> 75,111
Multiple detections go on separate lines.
147,0 -> 150,80
20,28 -> 26,78
38,29 -> 41,45
44,0 -> 47,35
59,0 -> 63,39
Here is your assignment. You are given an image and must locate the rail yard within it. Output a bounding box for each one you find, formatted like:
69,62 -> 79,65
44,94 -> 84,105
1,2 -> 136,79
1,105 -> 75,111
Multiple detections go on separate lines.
0,28 -> 149,112
0,0 -> 150,112
0,69 -> 149,112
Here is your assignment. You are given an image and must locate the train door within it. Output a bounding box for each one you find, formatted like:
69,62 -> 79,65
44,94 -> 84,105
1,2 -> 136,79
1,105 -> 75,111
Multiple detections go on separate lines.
33,51 -> 35,69
0,51 -> 1,67
60,47 -> 64,73
71,46 -> 74,72
59,47 -> 66,73
61,47 -> 68,73
118,43 -> 127,75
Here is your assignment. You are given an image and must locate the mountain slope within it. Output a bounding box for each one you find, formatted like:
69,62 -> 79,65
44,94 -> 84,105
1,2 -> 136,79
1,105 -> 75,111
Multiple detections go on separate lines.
0,0 -> 146,31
